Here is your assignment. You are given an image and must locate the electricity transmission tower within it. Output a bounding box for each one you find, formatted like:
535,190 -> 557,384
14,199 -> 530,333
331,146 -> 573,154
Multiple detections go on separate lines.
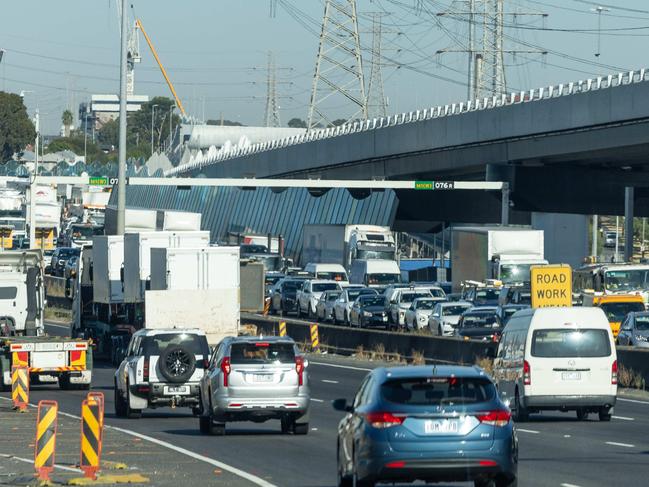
308,0 -> 367,130
365,13 -> 388,119
264,51 -> 281,127
436,1 -> 546,100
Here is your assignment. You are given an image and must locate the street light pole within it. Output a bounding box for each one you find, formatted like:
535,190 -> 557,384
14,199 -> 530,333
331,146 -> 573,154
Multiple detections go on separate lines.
151,104 -> 158,157
116,0 -> 128,235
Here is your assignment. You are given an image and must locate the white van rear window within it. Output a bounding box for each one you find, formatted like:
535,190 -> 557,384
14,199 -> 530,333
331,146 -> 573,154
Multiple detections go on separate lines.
531,329 -> 611,358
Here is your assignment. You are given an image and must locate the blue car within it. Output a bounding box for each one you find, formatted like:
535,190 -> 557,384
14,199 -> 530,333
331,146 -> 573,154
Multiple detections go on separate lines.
333,365 -> 518,487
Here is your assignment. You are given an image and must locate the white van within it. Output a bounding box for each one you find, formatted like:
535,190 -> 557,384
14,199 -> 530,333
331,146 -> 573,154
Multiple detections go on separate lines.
349,259 -> 401,288
493,307 -> 617,422
303,263 -> 348,284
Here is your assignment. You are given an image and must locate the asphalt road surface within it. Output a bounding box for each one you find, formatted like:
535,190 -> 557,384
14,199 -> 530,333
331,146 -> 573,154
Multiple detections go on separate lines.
8,323 -> 649,487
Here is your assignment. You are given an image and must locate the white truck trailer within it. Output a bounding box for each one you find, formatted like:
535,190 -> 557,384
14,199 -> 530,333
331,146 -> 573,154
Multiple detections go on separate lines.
0,250 -> 45,336
302,224 -> 396,269
451,226 -> 547,292
148,246 -> 240,344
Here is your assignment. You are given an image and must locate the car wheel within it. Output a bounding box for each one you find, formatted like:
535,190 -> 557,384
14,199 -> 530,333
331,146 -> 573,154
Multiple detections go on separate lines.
59,374 -> 71,390
309,305 -> 316,319
352,472 -> 374,487
114,382 -> 127,418
337,443 -> 353,487
599,407 -> 612,422
199,415 -> 212,434
438,326 -> 443,337
576,408 -> 588,421
281,416 -> 293,434
344,312 -> 350,326
294,422 -> 309,435
513,390 -> 529,422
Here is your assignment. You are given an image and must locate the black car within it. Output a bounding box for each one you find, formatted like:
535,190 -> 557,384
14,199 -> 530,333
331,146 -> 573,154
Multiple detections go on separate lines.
271,278 -> 307,316
349,295 -> 389,328
50,247 -> 81,276
496,304 -> 528,326
457,306 -> 503,342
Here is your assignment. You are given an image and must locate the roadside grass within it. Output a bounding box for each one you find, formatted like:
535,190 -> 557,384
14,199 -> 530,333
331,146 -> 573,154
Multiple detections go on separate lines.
618,363 -> 646,390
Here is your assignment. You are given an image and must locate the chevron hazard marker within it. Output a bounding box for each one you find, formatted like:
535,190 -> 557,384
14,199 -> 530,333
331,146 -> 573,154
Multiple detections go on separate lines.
34,400 -> 58,481
11,365 -> 29,412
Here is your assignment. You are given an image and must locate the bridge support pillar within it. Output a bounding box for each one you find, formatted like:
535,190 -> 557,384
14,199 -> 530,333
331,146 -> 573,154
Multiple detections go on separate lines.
625,186 -> 635,262
501,183 -> 510,225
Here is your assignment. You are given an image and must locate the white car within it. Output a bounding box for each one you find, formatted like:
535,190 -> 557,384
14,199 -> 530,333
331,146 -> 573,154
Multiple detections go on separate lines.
404,297 -> 439,330
114,328 -> 210,418
333,287 -> 378,325
296,280 -> 341,318
387,288 -> 434,329
428,301 -> 474,336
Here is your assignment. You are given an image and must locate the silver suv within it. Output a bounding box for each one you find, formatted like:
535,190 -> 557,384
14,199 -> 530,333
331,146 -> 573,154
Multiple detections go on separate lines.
198,336 -> 310,435
114,328 -> 210,418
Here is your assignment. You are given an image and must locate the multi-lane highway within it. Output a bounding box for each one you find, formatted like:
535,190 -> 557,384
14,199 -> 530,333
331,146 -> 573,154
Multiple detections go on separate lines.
4,323 -> 648,487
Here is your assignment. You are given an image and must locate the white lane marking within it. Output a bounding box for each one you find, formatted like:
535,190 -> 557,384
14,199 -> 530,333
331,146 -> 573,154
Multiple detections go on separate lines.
516,428 -> 540,434
563,435 -> 571,438
311,428 -> 318,431
560,483 -> 582,487
618,398 -> 649,405
0,453 -> 81,473
612,415 -> 634,421
322,379 -> 339,384
309,361 -> 372,372
310,398 -> 325,403
0,397 -> 278,487
605,441 -> 635,448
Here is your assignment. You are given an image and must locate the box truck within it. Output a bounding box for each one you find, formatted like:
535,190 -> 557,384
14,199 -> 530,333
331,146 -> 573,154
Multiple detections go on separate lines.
451,227 -> 547,292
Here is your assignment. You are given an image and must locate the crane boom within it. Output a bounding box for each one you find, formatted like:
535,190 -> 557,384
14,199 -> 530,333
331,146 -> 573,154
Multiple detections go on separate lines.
136,19 -> 187,116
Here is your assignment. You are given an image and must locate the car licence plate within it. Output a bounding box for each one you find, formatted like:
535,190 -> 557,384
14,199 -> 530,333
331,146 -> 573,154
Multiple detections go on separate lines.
163,385 -> 189,395
561,371 -> 581,381
424,419 -> 459,434
254,374 -> 274,382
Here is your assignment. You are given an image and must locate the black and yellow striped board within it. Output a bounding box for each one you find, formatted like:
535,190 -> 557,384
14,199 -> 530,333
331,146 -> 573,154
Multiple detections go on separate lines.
11,366 -> 29,411
80,397 -> 103,479
310,324 -> 319,351
279,321 -> 287,337
34,400 -> 58,481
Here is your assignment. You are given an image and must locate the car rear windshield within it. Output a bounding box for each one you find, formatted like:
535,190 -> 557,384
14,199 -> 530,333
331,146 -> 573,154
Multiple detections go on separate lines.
415,300 -> 435,310
230,342 -> 296,364
476,289 -> 500,300
600,302 -> 645,322
443,305 -> 471,316
462,312 -> 499,328
313,283 -> 340,292
360,296 -> 384,306
401,292 -> 432,304
635,315 -> 649,330
317,272 -> 347,282
348,289 -> 377,300
381,376 -> 496,406
326,291 -> 342,301
531,329 -> 611,358
282,281 -> 303,291
58,248 -> 80,258
142,333 -> 209,356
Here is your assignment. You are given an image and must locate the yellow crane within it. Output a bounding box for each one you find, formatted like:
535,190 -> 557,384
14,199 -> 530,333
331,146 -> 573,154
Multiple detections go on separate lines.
136,19 -> 187,117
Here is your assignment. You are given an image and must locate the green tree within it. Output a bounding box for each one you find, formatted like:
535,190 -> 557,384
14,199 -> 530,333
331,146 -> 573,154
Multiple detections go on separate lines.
97,119 -> 118,148
61,110 -> 74,137
206,119 -> 244,127
287,118 -> 307,128
0,92 -> 36,161
45,135 -> 106,163
330,119 -> 347,127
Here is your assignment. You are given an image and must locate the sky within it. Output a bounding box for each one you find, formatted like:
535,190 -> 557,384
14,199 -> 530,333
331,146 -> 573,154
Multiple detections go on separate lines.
1,0 -> 649,134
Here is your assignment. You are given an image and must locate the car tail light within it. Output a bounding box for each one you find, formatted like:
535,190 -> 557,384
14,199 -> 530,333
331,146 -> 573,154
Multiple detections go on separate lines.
295,356 -> 305,386
611,360 -> 618,385
385,461 -> 405,469
523,360 -> 531,385
143,357 -> 149,382
255,342 -> 270,347
202,359 -> 209,369
476,409 -> 511,427
137,385 -> 150,394
221,357 -> 231,387
479,460 -> 498,467
364,412 -> 405,429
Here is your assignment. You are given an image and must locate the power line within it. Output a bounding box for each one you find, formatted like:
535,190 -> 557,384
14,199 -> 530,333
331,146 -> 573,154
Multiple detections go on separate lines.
263,52 -> 281,127
365,13 -> 390,118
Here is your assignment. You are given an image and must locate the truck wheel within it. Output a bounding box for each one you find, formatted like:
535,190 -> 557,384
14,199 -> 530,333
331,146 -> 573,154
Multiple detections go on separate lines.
599,407 -> 612,422
59,374 -> 71,390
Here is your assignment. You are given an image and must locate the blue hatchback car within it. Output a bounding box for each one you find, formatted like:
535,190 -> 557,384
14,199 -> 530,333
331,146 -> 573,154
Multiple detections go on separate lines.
333,365 -> 518,487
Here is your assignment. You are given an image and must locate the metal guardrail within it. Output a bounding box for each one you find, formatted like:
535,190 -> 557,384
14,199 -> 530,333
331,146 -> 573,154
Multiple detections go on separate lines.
168,68 -> 649,177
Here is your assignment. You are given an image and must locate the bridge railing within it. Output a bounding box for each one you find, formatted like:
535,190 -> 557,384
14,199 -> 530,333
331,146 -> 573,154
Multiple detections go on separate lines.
166,67 -> 649,177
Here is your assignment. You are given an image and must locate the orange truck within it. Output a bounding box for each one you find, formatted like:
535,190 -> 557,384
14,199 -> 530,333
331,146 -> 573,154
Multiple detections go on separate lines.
582,294 -> 645,337
1,336 -> 93,391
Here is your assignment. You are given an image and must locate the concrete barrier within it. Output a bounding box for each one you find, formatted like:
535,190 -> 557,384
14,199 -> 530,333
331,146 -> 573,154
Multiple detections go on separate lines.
242,314 -> 497,364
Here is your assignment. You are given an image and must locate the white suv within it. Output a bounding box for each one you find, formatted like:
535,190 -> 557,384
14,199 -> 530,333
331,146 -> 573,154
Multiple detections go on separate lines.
114,328 -> 210,418
296,280 -> 341,318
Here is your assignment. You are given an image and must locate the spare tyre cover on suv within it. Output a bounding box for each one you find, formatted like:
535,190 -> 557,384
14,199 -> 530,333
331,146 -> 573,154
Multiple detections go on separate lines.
159,345 -> 196,383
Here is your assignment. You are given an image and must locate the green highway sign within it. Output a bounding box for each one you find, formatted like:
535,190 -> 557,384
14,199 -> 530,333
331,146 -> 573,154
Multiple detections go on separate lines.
414,181 -> 455,190
89,177 -> 108,186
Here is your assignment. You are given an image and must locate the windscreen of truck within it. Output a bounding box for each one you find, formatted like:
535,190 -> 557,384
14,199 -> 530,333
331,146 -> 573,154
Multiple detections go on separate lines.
604,270 -> 649,292
381,376 -> 496,406
72,226 -> 103,239
142,333 -> 209,357
312,282 -> 340,292
500,264 -> 533,284
443,305 -> 471,316
230,342 -> 296,364
316,271 -> 347,282
357,249 -> 395,260
367,273 -> 401,285
0,287 -> 18,299
600,301 -> 645,322
531,329 -> 611,357
252,255 -> 282,272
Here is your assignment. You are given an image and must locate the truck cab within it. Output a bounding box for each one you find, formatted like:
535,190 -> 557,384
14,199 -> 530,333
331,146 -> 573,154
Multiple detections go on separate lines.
0,250 -> 44,336
582,293 -> 645,338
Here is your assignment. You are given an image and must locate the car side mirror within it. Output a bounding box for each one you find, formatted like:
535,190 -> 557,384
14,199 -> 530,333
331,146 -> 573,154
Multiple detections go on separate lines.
332,398 -> 353,413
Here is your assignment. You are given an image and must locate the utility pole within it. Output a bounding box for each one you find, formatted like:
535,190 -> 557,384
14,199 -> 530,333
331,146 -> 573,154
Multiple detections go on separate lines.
592,214 -> 598,260
436,1 -> 547,99
308,0 -> 367,130
365,13 -> 389,119
263,51 -> 281,127
591,6 -> 610,57
29,109 -> 39,249
117,0 -> 128,235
